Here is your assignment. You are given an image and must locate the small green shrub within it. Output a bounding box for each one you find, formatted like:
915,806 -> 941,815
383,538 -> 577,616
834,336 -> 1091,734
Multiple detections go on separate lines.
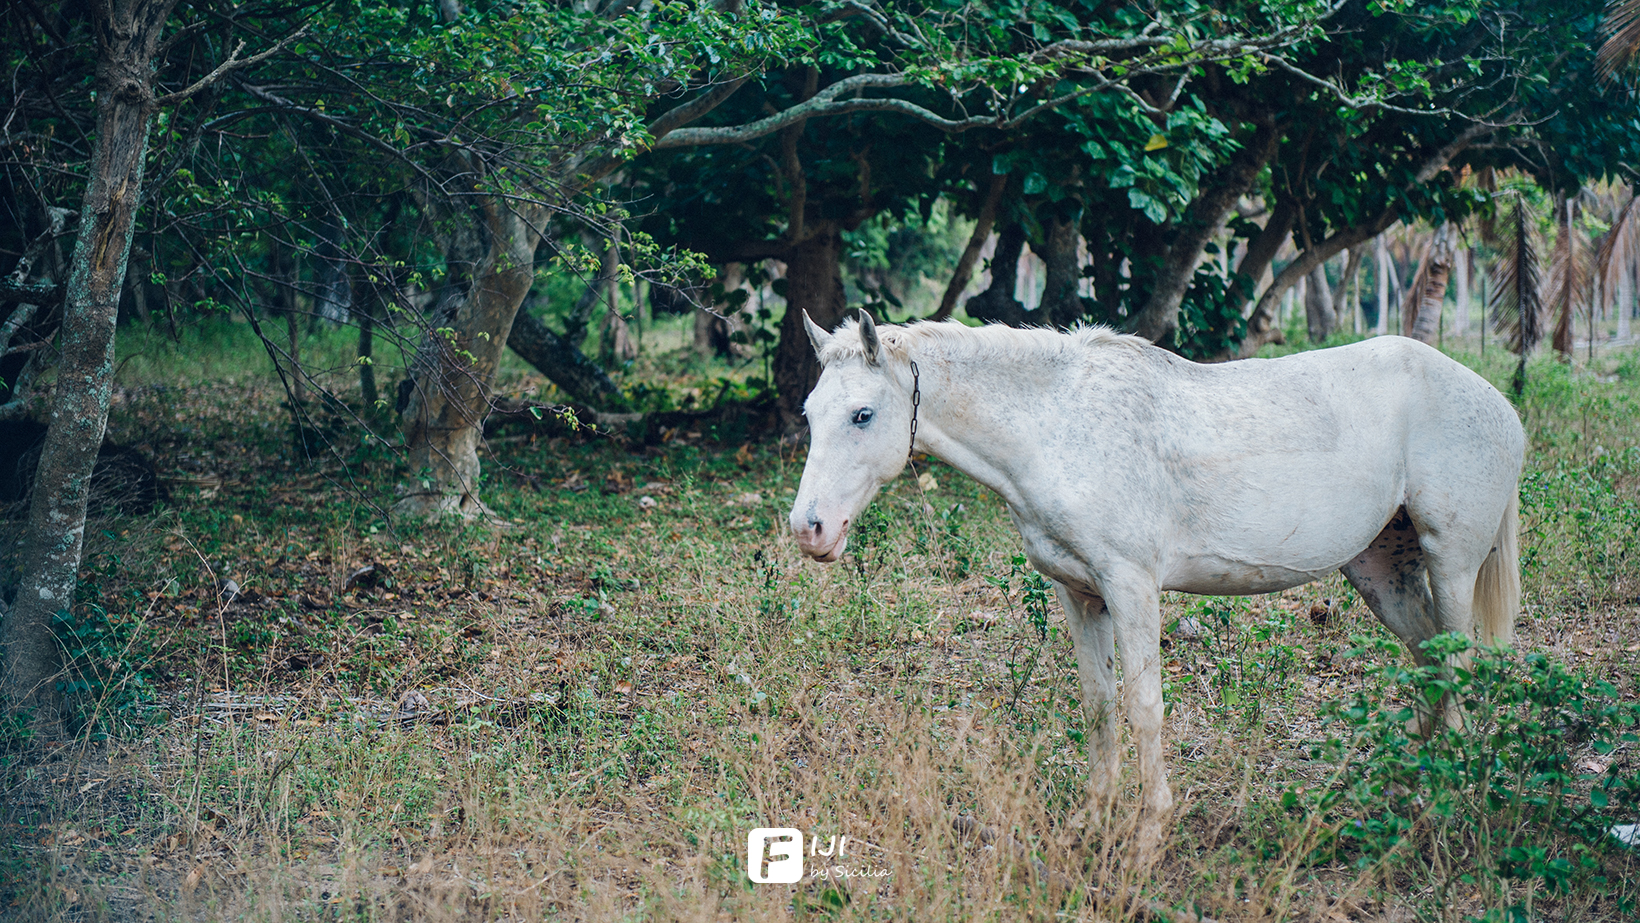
55,548 -> 160,734
1289,636 -> 1640,916
1189,596 -> 1303,727
983,554 -> 1058,715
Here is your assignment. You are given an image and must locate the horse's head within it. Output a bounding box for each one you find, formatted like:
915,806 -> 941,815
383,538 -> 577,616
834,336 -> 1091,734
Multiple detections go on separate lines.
790,310 -> 913,562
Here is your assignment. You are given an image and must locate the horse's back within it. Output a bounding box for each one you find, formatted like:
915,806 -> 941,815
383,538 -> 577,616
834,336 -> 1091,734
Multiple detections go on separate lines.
1112,337 -> 1522,592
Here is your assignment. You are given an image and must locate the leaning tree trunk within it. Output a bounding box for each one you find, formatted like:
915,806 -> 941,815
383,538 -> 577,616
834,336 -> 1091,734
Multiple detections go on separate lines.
1130,119 -> 1279,345
1331,246 -> 1364,332
4,0 -> 177,734
396,197 -> 546,518
1407,227 -> 1456,345
773,227 -> 848,432
1305,262 -> 1336,344
963,221 -> 1032,327
931,173 -> 1008,321
508,302 -> 629,410
1233,193 -> 1299,354
1238,211 -> 1397,357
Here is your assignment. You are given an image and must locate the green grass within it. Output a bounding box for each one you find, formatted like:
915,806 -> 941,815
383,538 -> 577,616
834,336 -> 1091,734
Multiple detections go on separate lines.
3,322 -> 1639,922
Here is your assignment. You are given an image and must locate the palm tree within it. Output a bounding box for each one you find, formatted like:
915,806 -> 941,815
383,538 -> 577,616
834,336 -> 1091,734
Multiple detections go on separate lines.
1594,187 -> 1640,341
1599,0 -> 1640,80
1488,195 -> 1547,402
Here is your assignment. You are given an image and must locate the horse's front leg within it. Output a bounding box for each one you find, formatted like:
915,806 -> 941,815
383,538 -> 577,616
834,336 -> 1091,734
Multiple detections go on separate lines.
1056,585 -> 1120,803
1104,575 -> 1172,847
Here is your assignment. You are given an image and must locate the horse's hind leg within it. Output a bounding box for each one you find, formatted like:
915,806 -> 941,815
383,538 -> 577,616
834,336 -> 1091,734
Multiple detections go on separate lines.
1341,507 -> 1440,664
1056,585 -> 1121,801
1344,506 -> 1491,731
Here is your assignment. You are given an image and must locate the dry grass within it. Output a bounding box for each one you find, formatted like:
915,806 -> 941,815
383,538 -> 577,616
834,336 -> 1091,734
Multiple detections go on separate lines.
3,339 -> 1640,922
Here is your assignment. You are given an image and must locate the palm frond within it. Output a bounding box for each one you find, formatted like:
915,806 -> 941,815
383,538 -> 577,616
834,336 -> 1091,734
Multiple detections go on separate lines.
1595,188 -> 1640,316
1545,197 -> 1590,359
1404,224 -> 1455,343
1489,198 -> 1545,357
1475,170 -> 1507,250
1599,0 -> 1640,81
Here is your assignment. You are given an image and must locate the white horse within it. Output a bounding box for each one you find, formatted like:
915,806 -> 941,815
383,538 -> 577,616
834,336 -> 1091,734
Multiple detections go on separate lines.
789,312 -> 1523,841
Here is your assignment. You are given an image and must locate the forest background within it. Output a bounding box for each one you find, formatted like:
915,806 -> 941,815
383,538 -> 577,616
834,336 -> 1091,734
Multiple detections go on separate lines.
4,0 -> 1640,920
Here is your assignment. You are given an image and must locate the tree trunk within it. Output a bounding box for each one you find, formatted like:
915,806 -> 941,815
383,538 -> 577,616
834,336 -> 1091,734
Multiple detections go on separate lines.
271,244 -> 307,405
1406,226 -> 1455,344
1619,256 -> 1634,341
1130,118 -> 1279,344
396,197 -> 546,518
931,172 -> 1007,321
1550,197 -> 1578,361
4,0 -> 176,734
773,226 -> 848,432
693,304 -> 730,357
358,301 -> 377,408
1234,194 -> 1298,352
963,221 -> 1031,327
1305,262 -> 1336,344
1375,232 -> 1391,335
1331,247 -> 1363,321
563,238 -> 619,351
693,262 -> 747,358
1035,206 -> 1085,329
1238,210 -> 1397,357
316,218 -> 351,323
1454,247 -> 1470,336
599,272 -> 636,365
508,304 -> 628,409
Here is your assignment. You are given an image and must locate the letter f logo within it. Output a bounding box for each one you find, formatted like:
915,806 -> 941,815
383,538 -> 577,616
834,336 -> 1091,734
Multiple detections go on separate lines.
747,828 -> 803,883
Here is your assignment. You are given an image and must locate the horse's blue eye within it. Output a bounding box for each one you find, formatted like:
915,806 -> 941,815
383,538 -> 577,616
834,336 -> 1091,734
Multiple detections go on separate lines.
852,408 -> 873,426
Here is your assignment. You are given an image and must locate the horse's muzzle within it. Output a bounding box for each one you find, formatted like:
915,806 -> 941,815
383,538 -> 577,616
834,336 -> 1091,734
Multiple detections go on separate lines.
792,514 -> 849,562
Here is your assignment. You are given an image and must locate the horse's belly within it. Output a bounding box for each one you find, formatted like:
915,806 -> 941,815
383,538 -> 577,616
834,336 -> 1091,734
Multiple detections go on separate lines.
1163,556 -> 1333,595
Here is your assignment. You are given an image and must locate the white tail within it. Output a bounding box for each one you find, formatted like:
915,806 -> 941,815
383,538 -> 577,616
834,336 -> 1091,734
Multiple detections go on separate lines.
1473,492 -> 1520,647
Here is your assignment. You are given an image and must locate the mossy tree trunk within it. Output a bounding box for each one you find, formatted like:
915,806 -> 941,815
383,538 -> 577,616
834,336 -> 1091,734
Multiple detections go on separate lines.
773,227 -> 849,432
1035,205 -> 1085,330
395,190 -> 546,518
3,0 -> 178,734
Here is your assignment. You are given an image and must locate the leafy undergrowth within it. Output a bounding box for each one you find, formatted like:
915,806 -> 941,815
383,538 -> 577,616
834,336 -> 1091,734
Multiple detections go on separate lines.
1,347 -> 1639,922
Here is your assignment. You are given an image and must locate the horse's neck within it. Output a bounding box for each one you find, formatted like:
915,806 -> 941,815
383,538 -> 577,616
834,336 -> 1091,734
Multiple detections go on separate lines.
911,345 -> 1086,509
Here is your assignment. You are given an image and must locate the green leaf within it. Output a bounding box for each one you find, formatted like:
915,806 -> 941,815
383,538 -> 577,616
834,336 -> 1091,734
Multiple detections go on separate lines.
1128,188 -> 1167,223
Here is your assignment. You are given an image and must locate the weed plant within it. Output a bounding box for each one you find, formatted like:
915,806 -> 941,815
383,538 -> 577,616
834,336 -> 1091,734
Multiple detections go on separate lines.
1288,635 -> 1640,921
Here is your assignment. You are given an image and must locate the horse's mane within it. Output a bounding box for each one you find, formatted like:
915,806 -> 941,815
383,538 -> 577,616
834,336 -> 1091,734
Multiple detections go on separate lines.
818,318 -> 1151,366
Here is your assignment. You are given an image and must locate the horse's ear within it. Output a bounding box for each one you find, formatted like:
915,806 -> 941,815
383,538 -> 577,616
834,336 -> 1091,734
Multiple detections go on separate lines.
803,311 -> 833,361
857,309 -> 881,367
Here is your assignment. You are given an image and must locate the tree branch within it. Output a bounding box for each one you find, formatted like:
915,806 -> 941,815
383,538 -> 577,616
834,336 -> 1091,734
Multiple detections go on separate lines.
153,26 -> 308,108
236,82 -> 439,186
656,93 -> 995,148
568,75 -> 754,184
652,73 -> 999,149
